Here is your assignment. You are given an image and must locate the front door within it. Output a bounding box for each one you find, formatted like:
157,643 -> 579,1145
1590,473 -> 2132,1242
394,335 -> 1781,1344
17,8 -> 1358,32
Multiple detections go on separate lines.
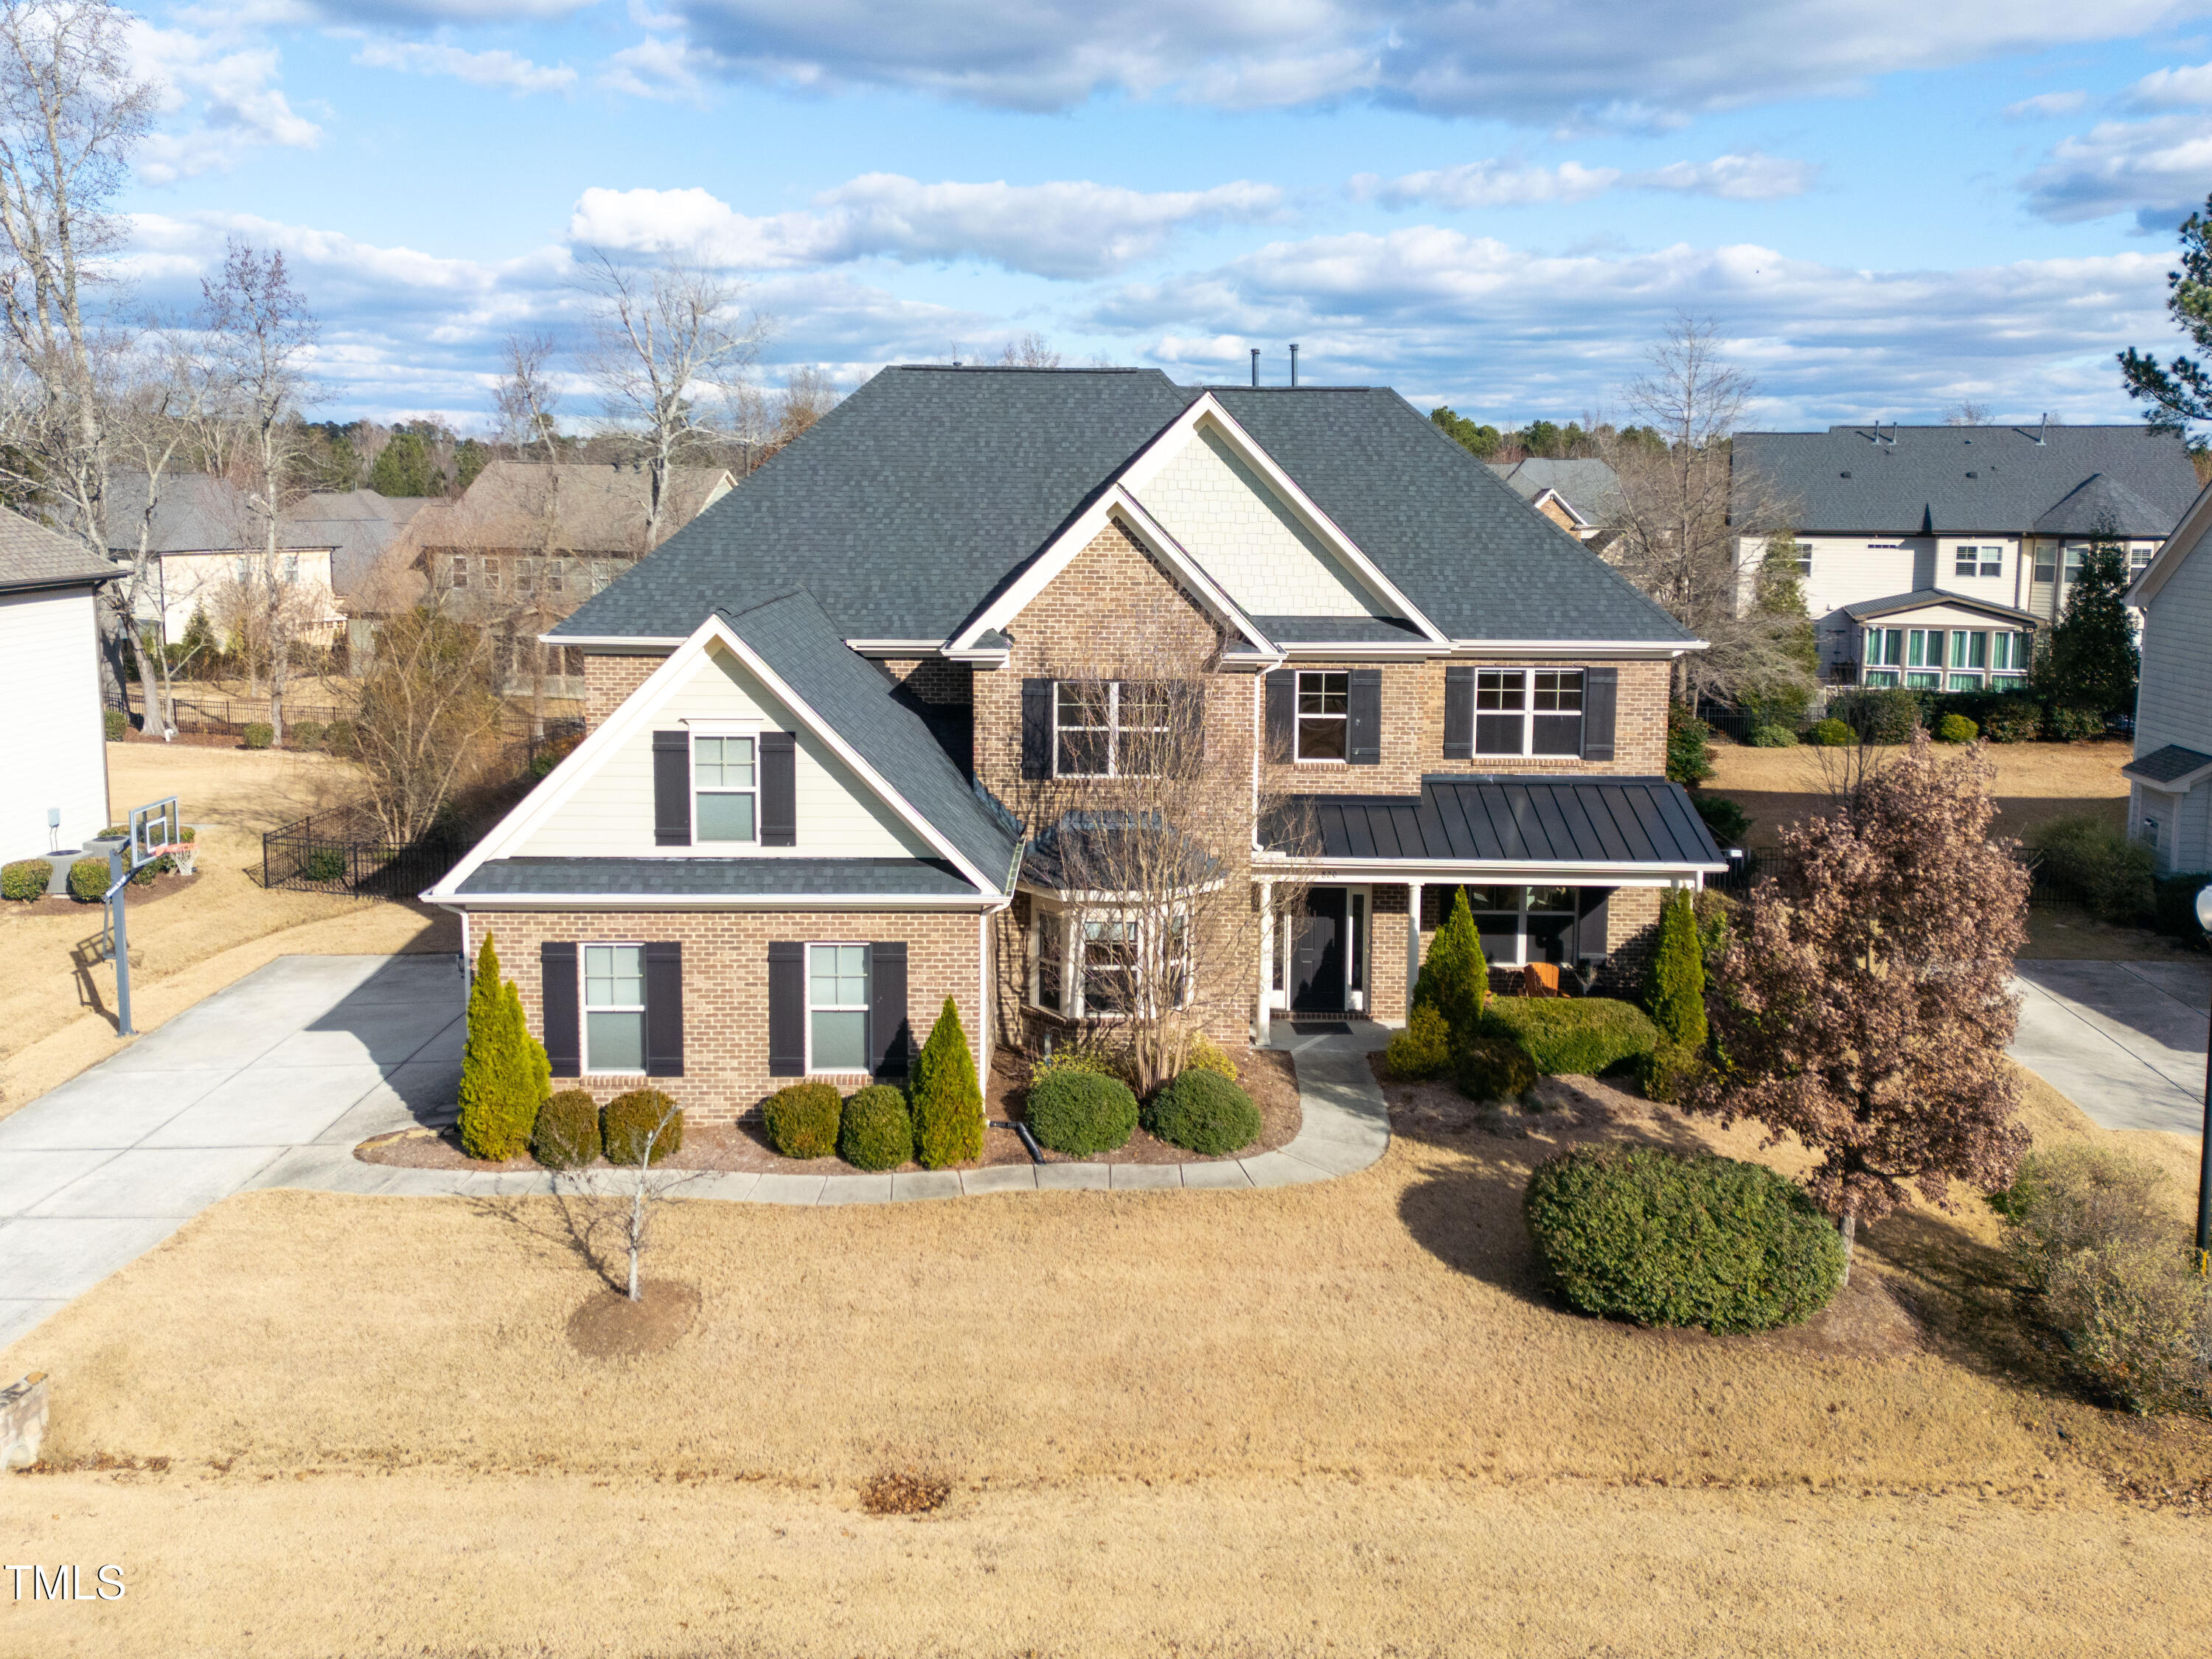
1291,886 -> 1348,1013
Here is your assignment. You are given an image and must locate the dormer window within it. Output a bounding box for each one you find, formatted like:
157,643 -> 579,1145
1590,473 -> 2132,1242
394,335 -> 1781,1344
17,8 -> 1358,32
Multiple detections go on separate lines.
693,734 -> 757,841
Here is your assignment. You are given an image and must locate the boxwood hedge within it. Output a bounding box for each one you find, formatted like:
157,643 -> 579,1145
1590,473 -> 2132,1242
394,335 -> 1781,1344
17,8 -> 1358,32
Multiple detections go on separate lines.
1142,1069 -> 1260,1155
1479,997 -> 1659,1076
762,1079 -> 841,1159
1026,1068 -> 1138,1156
839,1083 -> 913,1171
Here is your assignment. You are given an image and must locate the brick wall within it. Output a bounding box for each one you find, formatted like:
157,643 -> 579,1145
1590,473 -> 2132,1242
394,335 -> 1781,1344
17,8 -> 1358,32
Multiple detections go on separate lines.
874,657 -> 973,706
466,908 -> 990,1123
1257,657 -> 1670,796
582,652 -> 664,731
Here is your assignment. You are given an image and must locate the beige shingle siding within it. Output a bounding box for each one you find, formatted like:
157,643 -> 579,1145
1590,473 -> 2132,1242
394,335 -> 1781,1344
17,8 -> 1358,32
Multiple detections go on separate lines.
2135,524 -> 2212,872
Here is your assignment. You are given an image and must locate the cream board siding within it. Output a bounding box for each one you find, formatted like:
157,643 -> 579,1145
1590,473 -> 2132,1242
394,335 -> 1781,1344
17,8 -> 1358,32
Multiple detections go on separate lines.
1794,536 -> 1919,619
2135,525 -> 2212,872
0,587 -> 108,855
1132,424 -> 1381,618
516,640 -> 938,860
148,548 -> 342,640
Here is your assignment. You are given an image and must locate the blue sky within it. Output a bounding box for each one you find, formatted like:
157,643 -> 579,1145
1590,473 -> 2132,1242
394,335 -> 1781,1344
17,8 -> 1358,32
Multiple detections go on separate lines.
111,0 -> 2212,431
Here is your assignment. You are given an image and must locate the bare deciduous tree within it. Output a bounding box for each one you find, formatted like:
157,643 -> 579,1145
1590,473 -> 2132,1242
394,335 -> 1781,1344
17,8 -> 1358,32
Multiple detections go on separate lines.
578,251 -> 763,546
1598,315 -> 1810,708
998,332 -> 1060,367
108,322 -> 209,737
493,330 -> 561,461
352,601 -> 504,843
1689,733 -> 2031,1281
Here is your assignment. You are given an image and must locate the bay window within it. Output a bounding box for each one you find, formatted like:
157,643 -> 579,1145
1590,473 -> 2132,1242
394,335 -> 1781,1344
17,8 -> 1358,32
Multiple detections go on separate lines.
1905,630 -> 1941,690
1863,627 -> 1902,686
1029,903 -> 1192,1019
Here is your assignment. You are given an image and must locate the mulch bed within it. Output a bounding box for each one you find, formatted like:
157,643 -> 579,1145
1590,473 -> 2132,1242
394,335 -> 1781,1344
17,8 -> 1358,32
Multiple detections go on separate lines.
4,871 -> 202,917
355,1046 -> 1304,1177
565,1279 -> 699,1360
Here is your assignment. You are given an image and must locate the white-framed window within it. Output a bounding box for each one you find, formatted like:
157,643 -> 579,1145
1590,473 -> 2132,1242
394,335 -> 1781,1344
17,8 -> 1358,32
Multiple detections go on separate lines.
2132,544 -> 2154,574
692,734 -> 757,843
1034,910 -> 1065,1013
450,555 -> 470,591
1295,670 -> 1349,762
806,942 -> 870,1074
1055,680 -> 1169,777
2034,544 -> 2057,584
2062,543 -> 2085,585
279,551 -> 300,581
1028,902 -> 1192,1019
583,943 -> 646,1074
1457,884 -> 1581,968
1954,545 -> 2002,578
1475,669 -> 1585,757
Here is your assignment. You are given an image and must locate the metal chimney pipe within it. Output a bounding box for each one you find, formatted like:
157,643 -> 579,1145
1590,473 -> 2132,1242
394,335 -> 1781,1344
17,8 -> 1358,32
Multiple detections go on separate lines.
1251,348 -> 1259,387
1289,344 -> 1299,386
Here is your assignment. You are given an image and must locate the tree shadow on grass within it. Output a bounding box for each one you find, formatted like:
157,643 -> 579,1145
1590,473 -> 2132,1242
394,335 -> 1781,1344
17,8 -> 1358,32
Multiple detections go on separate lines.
464,1189 -> 628,1297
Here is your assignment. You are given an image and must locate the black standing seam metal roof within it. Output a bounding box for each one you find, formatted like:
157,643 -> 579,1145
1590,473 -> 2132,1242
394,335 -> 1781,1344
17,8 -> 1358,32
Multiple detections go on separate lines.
456,856 -> 980,898
1278,775 -> 1727,869
550,368 -> 1695,649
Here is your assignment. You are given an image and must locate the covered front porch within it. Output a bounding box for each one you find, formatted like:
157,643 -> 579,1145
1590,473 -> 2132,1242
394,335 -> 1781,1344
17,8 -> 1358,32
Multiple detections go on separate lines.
1254,773 -> 1727,1041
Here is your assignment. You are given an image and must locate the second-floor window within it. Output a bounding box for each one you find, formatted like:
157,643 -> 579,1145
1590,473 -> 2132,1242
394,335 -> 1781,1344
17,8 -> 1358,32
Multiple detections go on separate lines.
1954,544 -> 2001,578
1055,681 -> 1169,777
1296,671 -> 1349,761
694,735 -> 757,841
1475,669 -> 1584,757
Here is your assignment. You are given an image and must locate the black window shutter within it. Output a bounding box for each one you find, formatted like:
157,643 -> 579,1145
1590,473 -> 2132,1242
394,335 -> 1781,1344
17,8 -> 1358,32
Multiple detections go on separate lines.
644,942 -> 684,1077
1573,888 -> 1613,961
653,730 -> 690,846
869,941 -> 910,1080
1443,665 -> 1475,759
1020,678 -> 1052,779
768,941 -> 804,1077
760,731 -> 796,846
1347,667 -> 1382,766
540,941 -> 580,1078
1581,667 -> 1618,762
1264,669 -> 1295,762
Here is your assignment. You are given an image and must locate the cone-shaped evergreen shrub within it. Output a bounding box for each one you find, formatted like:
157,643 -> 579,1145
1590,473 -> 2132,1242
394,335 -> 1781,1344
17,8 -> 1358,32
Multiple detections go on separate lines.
839,1085 -> 913,1170
764,1080 -> 842,1158
459,935 -> 548,1161
602,1088 -> 682,1165
1413,886 -> 1487,1050
1385,1003 -> 1453,1080
910,997 -> 984,1168
1644,891 -> 1708,1053
532,1088 -> 601,1169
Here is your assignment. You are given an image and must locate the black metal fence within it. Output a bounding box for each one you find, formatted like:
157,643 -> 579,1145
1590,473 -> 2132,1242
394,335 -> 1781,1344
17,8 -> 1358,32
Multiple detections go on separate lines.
262,808 -> 463,898
1711,847 -> 1786,895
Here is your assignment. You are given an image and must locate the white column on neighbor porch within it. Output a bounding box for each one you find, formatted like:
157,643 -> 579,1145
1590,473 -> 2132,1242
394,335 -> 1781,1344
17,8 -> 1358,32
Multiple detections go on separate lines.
1256,879 -> 1275,1046
1405,880 -> 1425,1018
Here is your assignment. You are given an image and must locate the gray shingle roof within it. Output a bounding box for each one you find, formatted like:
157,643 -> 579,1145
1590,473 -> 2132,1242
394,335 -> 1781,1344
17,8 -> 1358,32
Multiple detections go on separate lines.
1250,613 -> 1429,644
1839,588 -> 2041,625
0,508 -> 116,593
719,586 -> 1019,886
457,856 -> 978,897
102,474 -> 338,554
1488,458 -> 1624,521
1272,774 -> 1726,870
552,368 -> 1694,649
1735,424 -> 2198,538
2121,744 -> 2212,787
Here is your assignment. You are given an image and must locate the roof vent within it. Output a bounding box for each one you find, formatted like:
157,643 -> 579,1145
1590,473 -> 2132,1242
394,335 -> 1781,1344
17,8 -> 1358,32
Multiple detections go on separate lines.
1840,470 -> 1851,478
1966,470 -> 1978,479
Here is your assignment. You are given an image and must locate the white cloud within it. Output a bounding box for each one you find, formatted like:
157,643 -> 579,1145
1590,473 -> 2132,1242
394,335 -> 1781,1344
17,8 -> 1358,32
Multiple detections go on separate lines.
2006,89 -> 2088,118
129,20 -> 321,183
2126,60 -> 2212,107
2024,113 -> 2212,226
654,0 -> 2212,125
601,32 -> 715,102
352,40 -> 577,93
568,175 -> 1287,279
1357,151 -> 1815,209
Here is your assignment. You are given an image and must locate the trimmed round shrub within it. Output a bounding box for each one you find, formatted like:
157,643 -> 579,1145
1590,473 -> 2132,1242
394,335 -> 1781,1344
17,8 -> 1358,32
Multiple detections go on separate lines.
1806,717 -> 1853,747
1028,1068 -> 1139,1156
103,708 -> 128,741
602,1088 -> 683,1166
303,848 -> 347,883
1385,1002 -> 1454,1080
1635,1037 -> 1705,1106
242,722 -> 274,750
1691,792 -> 1750,849
68,857 -> 108,902
289,718 -> 325,749
1457,1037 -> 1537,1102
1936,712 -> 1978,744
323,718 -> 357,757
839,1084 -> 913,1171
762,1079 -> 841,1159
1479,997 -> 1660,1076
1747,724 -> 1798,748
1834,686 -> 1920,744
1524,1146 -> 1846,1332
2,859 -> 49,901
1143,1069 -> 1260,1155
532,1088 -> 601,1169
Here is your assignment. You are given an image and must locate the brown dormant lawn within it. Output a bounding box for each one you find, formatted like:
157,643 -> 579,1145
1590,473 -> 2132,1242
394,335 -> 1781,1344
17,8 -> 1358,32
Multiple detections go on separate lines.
0,742 -> 454,1116
4,1054 -> 2207,1654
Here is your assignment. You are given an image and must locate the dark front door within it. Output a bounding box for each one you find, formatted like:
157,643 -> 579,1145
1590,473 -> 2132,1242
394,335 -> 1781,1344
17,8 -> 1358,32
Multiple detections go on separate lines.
1291,886 -> 1348,1013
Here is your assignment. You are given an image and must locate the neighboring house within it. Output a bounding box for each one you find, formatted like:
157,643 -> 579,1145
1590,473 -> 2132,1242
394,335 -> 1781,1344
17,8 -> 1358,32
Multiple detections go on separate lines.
2122,479 -> 2212,874
103,473 -> 349,644
424,367 -> 1721,1119
1488,458 -> 1622,541
1732,422 -> 2199,686
394,462 -> 737,696
0,509 -> 115,858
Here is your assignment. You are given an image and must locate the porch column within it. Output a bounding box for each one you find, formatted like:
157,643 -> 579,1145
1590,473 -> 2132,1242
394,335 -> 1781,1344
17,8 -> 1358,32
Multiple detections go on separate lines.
1405,880 -> 1424,1018
1256,880 -> 1275,1047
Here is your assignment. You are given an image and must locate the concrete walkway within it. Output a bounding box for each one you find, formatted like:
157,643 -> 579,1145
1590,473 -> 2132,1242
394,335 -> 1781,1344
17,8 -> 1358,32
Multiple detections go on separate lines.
2011,959 -> 2211,1136
1,956 -> 1391,1350
0,955 -> 467,1349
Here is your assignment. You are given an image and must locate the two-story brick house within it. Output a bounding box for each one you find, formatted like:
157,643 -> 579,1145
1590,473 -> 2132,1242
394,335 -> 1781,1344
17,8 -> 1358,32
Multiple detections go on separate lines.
426,368 -> 1722,1119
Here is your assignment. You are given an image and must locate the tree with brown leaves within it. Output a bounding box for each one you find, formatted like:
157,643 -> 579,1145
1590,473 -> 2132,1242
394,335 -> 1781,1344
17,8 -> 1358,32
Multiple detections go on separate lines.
1689,732 -> 2031,1279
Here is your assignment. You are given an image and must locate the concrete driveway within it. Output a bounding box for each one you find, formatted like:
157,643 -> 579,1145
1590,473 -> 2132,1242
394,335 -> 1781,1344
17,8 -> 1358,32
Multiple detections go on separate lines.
0,954 -> 464,1348
2011,959 -> 2211,1136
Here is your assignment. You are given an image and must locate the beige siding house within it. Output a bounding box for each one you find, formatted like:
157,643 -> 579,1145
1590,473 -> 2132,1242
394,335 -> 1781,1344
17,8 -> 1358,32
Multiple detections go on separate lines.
0,510 -> 114,859
2124,481 -> 2212,874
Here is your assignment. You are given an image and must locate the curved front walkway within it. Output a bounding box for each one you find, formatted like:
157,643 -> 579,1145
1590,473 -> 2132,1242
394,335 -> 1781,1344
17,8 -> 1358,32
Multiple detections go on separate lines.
0,956 -> 1391,1350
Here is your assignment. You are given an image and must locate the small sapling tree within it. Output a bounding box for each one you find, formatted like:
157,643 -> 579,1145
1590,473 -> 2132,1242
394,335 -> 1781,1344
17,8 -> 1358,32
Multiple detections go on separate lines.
1689,734 -> 2031,1280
